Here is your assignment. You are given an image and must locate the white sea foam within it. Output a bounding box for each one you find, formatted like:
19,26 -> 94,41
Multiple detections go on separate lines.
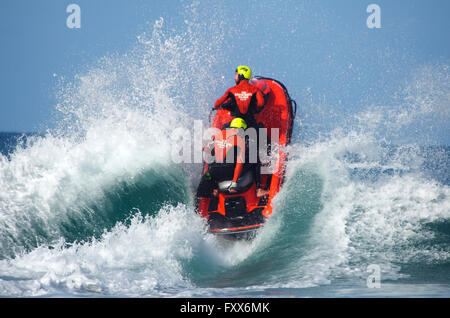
0,205 -> 208,296
0,2 -> 449,297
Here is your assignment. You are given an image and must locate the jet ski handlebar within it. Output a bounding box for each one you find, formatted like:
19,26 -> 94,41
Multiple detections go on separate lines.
208,102 -> 234,124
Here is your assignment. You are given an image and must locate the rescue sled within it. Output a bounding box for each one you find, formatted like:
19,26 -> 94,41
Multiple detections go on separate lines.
196,77 -> 296,239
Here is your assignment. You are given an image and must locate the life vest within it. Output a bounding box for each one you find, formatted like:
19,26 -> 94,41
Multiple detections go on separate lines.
214,80 -> 265,119
204,128 -> 246,183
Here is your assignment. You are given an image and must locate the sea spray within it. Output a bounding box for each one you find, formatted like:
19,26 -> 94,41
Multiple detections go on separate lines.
0,205 -> 207,297
0,1 -> 449,297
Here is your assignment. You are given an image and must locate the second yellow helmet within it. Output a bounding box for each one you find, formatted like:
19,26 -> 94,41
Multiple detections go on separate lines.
230,117 -> 248,130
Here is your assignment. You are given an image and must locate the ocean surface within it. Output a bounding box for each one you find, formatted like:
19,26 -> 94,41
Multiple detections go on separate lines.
0,129 -> 448,297
0,2 -> 449,297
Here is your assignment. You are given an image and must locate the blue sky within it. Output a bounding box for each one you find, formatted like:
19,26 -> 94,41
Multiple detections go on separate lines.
0,0 -> 449,143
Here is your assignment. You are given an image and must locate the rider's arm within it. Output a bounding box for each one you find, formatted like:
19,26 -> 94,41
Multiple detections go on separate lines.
232,135 -> 246,183
255,90 -> 265,109
214,89 -> 231,109
232,161 -> 243,184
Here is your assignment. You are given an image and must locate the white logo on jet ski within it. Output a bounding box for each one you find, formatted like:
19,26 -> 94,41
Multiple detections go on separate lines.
234,91 -> 252,101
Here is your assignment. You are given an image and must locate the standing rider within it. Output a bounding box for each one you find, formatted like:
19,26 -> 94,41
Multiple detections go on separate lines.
214,66 -> 265,129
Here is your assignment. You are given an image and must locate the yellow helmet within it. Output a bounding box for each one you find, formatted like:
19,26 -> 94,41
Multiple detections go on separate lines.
230,117 -> 247,130
236,65 -> 252,80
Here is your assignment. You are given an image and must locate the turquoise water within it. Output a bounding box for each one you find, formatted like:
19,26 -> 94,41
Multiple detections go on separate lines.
0,132 -> 448,297
0,1 -> 449,296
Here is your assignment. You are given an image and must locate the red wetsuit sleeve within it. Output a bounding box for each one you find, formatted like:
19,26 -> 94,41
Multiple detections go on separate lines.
256,90 -> 265,109
214,89 -> 231,109
232,162 -> 243,183
232,135 -> 246,183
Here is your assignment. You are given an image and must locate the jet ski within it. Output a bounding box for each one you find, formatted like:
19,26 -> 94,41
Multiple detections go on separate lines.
195,77 -> 296,239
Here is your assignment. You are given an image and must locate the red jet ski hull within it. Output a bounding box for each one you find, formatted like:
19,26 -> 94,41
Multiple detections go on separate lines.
196,77 -> 296,239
